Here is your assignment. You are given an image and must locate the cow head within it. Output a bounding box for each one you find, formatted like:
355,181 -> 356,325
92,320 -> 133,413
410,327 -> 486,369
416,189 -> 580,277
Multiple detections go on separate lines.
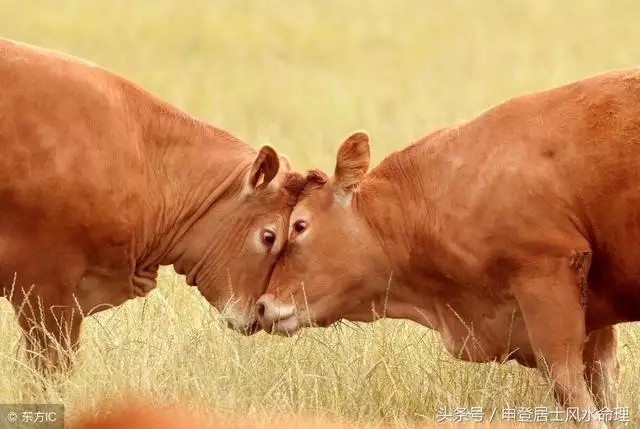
255,132 -> 390,335
172,146 -> 306,335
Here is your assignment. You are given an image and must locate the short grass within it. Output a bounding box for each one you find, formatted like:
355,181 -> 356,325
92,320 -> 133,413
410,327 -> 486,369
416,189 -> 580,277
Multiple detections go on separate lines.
1,0 -> 640,427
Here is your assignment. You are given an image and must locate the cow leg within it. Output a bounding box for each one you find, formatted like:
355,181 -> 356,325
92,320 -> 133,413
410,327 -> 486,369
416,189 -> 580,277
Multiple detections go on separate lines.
583,325 -> 619,411
15,295 -> 82,376
512,255 -> 607,429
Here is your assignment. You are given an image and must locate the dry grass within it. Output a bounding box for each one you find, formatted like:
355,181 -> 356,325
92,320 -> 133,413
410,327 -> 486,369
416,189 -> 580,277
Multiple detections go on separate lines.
68,401 -> 556,429
1,0 -> 639,427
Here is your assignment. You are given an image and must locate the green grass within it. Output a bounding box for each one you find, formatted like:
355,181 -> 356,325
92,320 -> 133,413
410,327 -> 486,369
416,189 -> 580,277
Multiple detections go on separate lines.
1,0 -> 640,427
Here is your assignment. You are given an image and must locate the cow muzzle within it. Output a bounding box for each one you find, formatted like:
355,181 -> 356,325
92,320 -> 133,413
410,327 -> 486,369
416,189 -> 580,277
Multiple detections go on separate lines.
255,294 -> 299,335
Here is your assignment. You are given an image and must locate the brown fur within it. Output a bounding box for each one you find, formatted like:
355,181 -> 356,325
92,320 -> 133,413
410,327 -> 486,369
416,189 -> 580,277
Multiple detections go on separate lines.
258,69 -> 640,428
0,38 -> 301,373
334,131 -> 371,192
282,172 -> 310,207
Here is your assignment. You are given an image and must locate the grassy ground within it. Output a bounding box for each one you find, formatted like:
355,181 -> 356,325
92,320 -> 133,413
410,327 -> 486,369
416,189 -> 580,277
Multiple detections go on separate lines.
1,0 -> 640,427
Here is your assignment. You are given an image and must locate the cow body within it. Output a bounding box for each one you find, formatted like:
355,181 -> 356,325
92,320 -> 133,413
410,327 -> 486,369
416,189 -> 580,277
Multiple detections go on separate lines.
0,39 -> 302,372
257,69 -> 640,429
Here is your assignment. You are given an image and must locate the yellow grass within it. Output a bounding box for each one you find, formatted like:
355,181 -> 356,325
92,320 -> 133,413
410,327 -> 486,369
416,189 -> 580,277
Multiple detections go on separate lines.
67,401 -> 558,429
1,0 -> 639,427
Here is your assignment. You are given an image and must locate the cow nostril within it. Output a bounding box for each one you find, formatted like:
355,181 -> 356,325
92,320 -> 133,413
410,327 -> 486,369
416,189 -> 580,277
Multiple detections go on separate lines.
256,301 -> 266,319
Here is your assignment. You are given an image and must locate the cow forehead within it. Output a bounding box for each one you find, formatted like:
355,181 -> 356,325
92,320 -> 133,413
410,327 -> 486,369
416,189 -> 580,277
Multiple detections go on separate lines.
290,203 -> 311,225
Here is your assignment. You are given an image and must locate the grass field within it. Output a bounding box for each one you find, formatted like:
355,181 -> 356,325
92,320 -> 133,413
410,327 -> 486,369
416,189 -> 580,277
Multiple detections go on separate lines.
1,0 -> 640,427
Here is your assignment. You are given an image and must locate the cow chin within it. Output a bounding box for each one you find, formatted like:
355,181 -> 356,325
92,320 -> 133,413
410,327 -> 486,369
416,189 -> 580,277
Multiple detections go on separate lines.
220,302 -> 260,336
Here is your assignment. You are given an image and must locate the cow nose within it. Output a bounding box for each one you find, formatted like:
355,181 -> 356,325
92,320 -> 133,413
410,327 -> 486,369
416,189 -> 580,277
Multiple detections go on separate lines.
256,294 -> 295,328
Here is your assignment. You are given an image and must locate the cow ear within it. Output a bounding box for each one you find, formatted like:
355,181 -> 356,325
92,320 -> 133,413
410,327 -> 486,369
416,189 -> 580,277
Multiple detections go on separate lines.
248,145 -> 280,190
333,132 -> 370,199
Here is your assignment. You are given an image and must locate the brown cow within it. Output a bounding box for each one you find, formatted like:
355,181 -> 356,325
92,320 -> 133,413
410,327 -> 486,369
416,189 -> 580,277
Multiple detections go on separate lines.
0,39 -> 305,373
255,69 -> 640,428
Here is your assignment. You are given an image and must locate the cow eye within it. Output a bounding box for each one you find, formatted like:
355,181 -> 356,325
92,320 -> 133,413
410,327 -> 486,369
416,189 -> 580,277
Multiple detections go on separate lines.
293,220 -> 308,234
261,229 -> 276,247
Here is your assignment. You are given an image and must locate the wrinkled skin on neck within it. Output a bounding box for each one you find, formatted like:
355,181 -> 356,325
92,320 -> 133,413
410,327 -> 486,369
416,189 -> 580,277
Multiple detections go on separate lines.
169,167 -> 304,333
135,101 -> 306,334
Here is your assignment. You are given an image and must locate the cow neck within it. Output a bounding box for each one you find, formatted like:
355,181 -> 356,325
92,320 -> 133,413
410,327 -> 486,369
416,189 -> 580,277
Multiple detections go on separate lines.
353,139 -> 450,327
136,103 -> 254,272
